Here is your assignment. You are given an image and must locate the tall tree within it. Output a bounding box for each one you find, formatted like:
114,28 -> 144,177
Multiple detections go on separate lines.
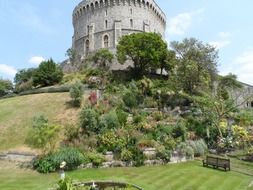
171,38 -> 219,95
117,32 -> 168,75
14,68 -> 36,85
92,48 -> 114,69
0,79 -> 13,96
33,59 -> 63,87
217,73 -> 242,100
159,49 -> 177,76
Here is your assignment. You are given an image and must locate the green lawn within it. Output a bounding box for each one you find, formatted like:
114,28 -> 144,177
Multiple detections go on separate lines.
0,93 -> 83,151
0,161 -> 252,190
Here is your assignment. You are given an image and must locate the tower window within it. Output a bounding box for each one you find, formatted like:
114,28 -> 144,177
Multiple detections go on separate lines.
105,10 -> 108,16
130,19 -> 133,28
104,35 -> 109,48
85,40 -> 89,55
130,8 -> 133,14
105,20 -> 108,29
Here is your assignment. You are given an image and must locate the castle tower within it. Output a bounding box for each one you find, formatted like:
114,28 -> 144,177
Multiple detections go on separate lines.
72,0 -> 166,62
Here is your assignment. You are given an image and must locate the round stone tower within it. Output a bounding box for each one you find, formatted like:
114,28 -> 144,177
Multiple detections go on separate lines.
72,0 -> 166,61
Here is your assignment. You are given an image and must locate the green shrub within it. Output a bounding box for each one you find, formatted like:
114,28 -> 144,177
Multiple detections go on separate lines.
188,139 -> 208,157
120,148 -> 134,162
143,97 -> 158,108
133,113 -> 146,125
172,121 -> 187,140
86,152 -> 105,167
26,115 -> 60,153
34,147 -> 85,173
99,130 -> 127,152
15,79 -> 33,93
164,136 -> 177,150
116,109 -> 128,127
33,59 -> 63,87
131,148 -> 144,167
51,147 -> 86,170
80,107 -> 99,132
33,158 -> 55,173
156,148 -> 171,162
177,142 -> 194,158
123,90 -> 138,109
57,177 -> 76,190
97,110 -> 121,132
70,82 -> 83,107
104,110 -> 121,129
152,111 -> 163,121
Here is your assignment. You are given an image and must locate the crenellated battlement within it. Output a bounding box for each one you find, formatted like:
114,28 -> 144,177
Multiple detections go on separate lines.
73,0 -> 166,25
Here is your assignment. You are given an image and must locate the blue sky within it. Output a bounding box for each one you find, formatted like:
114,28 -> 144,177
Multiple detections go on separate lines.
1,0 -> 253,85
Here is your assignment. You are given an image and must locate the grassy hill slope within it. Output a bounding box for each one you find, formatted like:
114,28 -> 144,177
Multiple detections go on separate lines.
0,93 -> 83,151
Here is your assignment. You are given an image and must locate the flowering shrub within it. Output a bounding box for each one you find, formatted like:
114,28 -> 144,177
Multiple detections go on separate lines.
88,91 -> 98,105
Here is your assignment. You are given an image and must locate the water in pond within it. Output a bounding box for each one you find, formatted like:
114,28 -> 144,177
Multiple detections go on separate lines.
74,181 -> 143,190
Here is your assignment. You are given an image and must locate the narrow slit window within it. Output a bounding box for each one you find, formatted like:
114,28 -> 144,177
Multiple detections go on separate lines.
104,35 -> 109,48
85,40 -> 89,54
130,19 -> 133,28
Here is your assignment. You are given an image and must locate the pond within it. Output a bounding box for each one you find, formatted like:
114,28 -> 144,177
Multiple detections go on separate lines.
73,181 -> 143,190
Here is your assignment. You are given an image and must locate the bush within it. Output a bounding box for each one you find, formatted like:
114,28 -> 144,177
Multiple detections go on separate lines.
156,148 -> 171,162
70,82 -> 83,107
116,109 -> 128,127
123,90 -> 138,109
57,177 -> 76,190
33,158 -> 55,173
152,111 -> 163,121
177,142 -> 194,158
34,147 -> 86,173
0,79 -> 13,97
15,79 -> 33,93
172,121 -> 187,140
80,107 -> 99,133
99,130 -> 127,152
92,48 -> 114,68
33,59 -> 63,87
143,97 -> 158,108
188,139 -> 208,157
86,152 -> 105,167
131,148 -> 144,167
120,148 -> 134,162
26,115 -> 60,153
104,110 -> 121,129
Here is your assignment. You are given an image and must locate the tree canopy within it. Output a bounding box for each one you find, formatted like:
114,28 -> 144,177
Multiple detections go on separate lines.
117,32 -> 169,75
14,68 -> 36,85
170,38 -> 219,95
0,79 -> 13,96
33,59 -> 63,87
92,48 -> 114,69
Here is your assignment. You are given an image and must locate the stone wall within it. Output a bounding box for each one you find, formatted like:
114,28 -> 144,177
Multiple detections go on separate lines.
0,151 -> 36,163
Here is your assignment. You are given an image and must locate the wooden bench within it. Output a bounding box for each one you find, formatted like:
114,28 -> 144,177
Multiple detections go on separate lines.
203,156 -> 230,171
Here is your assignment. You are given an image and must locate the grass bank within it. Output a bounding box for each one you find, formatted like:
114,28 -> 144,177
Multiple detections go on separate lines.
0,93 -> 84,151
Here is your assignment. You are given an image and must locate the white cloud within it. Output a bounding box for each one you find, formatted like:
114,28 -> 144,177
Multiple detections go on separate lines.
218,32 -> 232,39
209,41 -> 231,49
209,32 -> 232,49
167,9 -> 204,36
221,51 -> 253,85
0,64 -> 17,79
28,56 -> 45,66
